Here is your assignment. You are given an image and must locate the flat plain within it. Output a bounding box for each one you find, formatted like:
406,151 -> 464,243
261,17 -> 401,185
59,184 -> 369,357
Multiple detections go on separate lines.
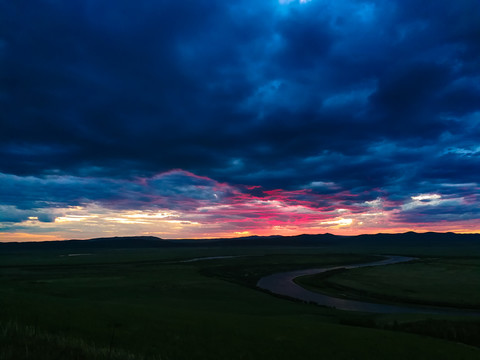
1,242 -> 479,359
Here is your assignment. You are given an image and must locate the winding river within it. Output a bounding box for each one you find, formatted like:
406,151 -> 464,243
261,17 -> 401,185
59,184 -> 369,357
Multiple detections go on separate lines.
256,255 -> 480,315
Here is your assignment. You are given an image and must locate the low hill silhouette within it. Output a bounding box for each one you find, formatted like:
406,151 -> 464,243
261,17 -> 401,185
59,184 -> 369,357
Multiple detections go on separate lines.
1,232 -> 479,252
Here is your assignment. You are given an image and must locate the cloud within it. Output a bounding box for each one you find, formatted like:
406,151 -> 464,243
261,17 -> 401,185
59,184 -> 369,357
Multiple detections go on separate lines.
0,205 -> 57,224
1,1 -> 479,238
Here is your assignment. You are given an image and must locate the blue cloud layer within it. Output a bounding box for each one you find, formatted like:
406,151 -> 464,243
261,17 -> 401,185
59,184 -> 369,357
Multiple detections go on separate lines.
1,0 -> 479,231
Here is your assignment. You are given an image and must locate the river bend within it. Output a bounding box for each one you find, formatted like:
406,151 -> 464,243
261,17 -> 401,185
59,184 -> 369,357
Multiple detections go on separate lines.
256,255 -> 480,315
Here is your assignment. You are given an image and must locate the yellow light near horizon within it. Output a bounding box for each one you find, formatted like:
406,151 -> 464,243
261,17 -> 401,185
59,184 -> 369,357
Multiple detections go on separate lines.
320,218 -> 353,226
104,217 -> 150,224
339,218 -> 353,226
56,215 -> 97,223
124,211 -> 179,219
164,220 -> 201,225
0,233 -> 61,242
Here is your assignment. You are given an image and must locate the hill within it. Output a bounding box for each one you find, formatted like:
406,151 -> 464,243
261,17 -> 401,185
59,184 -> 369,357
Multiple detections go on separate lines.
1,232 -> 479,254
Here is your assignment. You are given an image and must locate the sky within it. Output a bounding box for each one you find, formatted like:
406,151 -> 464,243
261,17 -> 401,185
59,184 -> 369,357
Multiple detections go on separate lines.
1,0 -> 480,242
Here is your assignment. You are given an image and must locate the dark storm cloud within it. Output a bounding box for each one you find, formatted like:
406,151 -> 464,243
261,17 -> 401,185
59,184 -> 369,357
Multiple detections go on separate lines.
1,0 -> 479,220
0,170 -> 238,215
0,205 -> 56,223
394,198 -> 480,224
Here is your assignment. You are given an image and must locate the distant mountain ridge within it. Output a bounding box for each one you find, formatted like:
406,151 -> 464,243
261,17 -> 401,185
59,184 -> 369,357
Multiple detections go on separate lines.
1,232 -> 479,251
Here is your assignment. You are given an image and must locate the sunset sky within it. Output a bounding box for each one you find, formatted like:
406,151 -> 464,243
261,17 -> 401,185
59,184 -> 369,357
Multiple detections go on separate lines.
1,0 -> 480,242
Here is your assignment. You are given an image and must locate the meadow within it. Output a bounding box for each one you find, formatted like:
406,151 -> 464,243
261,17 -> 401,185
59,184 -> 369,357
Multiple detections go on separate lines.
296,257 -> 480,309
0,244 -> 479,359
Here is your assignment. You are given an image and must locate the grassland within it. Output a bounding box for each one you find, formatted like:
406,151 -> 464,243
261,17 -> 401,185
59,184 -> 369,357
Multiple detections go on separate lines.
295,257 -> 480,309
0,246 -> 479,359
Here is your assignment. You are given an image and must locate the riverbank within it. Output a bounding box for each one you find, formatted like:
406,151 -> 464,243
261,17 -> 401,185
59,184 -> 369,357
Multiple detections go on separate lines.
1,247 -> 479,359
257,256 -> 480,315
295,257 -> 480,310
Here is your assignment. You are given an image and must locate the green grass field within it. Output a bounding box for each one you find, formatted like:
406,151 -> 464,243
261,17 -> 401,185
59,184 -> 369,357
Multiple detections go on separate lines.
296,257 -> 480,309
1,247 -> 479,359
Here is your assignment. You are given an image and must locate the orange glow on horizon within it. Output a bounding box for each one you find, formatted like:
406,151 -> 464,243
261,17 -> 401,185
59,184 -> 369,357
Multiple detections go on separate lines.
2,226 -> 480,243
0,233 -> 63,243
